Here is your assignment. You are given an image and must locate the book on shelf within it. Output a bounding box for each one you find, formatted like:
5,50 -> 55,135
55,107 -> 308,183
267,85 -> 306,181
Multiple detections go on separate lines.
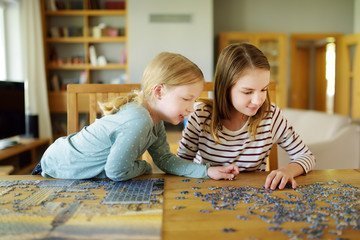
119,48 -> 127,64
46,0 -> 57,10
49,27 -> 60,38
48,27 -> 83,38
79,71 -> 87,84
89,0 -> 101,9
105,0 -> 126,10
89,45 -> 98,66
70,0 -> 83,9
46,0 -> 84,11
50,74 -> 60,92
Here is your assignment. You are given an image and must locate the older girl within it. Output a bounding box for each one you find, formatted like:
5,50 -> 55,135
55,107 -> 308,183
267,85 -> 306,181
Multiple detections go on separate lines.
178,43 -> 315,190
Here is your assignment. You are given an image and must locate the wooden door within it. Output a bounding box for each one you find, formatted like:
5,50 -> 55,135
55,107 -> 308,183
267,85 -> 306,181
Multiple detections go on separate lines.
314,45 -> 327,111
290,43 -> 310,109
336,34 -> 360,119
290,33 -> 342,111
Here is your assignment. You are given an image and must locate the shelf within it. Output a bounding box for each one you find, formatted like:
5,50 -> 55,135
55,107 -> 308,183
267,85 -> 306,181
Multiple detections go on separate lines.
47,63 -> 127,70
88,37 -> 126,43
47,37 -> 126,43
48,64 -> 88,70
87,10 -> 126,16
89,64 -> 127,70
46,10 -> 126,16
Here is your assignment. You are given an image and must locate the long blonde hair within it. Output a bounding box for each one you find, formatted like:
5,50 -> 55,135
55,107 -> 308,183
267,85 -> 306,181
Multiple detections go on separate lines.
206,43 -> 271,142
100,52 -> 204,115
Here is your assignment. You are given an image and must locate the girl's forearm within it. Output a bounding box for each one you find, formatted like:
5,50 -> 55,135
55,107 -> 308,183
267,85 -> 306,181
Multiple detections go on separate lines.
281,162 -> 305,178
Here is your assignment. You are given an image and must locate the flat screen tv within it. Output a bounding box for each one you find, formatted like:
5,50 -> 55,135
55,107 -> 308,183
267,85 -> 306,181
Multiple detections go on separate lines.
0,81 -> 25,149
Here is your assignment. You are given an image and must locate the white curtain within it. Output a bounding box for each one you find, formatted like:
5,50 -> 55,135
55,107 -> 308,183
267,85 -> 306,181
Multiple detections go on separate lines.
19,0 -> 52,139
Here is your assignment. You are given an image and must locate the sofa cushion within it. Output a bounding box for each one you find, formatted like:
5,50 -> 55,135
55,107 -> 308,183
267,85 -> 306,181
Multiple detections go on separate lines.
281,108 -> 351,144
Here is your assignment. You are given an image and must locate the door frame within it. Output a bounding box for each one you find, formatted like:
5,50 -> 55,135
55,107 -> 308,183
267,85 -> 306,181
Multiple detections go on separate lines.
290,33 -> 342,110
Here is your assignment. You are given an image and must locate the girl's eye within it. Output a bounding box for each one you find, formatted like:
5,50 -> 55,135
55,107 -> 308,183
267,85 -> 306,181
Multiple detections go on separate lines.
182,98 -> 191,101
242,92 -> 252,95
262,88 -> 268,92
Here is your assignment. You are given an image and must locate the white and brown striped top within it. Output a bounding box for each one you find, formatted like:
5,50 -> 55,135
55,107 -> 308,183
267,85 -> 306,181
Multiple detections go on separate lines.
177,102 -> 315,173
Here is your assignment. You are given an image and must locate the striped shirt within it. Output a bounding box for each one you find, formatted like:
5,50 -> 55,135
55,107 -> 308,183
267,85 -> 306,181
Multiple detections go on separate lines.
177,102 -> 315,173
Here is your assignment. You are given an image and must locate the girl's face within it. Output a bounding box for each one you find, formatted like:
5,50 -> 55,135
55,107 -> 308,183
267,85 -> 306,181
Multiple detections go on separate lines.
156,81 -> 204,125
230,68 -> 270,117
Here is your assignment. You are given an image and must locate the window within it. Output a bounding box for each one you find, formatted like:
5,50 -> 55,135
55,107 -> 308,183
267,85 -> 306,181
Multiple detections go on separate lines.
325,41 -> 336,114
0,0 -> 22,81
0,3 -> 6,80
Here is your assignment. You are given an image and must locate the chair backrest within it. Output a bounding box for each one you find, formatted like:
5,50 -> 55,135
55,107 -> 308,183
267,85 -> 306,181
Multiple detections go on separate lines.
199,81 -> 278,171
67,84 -> 141,134
267,83 -> 278,170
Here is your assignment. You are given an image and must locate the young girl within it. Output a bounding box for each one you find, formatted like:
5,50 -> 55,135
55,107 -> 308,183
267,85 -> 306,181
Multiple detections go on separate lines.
177,43 -> 316,190
35,52 -> 238,181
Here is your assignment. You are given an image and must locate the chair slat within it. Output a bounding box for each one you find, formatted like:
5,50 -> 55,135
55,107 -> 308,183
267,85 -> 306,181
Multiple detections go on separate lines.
67,92 -> 78,134
89,93 -> 97,124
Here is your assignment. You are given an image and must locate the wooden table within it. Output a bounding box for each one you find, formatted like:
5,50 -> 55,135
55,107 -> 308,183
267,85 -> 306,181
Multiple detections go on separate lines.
0,169 -> 359,239
163,169 -> 360,240
0,138 -> 50,174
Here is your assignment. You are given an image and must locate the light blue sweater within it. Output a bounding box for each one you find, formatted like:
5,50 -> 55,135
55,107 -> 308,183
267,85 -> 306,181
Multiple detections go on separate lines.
40,102 -> 208,181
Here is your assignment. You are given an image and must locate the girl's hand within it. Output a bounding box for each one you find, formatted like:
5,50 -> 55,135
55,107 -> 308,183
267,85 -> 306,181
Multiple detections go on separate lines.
264,168 -> 297,190
207,164 -> 239,180
264,163 -> 305,190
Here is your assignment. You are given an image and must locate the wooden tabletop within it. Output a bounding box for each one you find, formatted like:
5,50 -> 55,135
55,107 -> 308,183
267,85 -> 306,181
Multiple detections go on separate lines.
0,169 -> 359,240
162,169 -> 360,240
0,138 -> 50,161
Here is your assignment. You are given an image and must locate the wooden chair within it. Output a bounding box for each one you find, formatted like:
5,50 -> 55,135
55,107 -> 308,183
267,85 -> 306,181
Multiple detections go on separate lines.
67,84 -> 141,134
267,82 -> 278,171
199,81 -> 278,171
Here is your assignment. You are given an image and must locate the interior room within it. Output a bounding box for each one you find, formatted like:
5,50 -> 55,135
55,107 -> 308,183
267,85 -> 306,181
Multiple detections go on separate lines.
0,1 -> 359,239
1,0 -> 359,172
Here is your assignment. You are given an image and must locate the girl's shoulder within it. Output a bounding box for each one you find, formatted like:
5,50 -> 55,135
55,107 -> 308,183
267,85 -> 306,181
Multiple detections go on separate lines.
118,102 -> 148,116
113,102 -> 152,124
266,103 -> 286,120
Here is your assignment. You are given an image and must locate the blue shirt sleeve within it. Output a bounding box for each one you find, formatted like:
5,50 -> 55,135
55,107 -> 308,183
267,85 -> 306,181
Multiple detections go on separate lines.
104,119 -> 152,181
148,122 -> 209,179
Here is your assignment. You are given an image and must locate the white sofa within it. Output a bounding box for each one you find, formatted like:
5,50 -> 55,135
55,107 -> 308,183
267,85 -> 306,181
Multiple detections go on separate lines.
277,108 -> 360,169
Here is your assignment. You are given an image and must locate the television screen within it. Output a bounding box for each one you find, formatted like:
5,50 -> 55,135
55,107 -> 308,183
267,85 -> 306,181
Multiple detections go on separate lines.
0,81 -> 25,140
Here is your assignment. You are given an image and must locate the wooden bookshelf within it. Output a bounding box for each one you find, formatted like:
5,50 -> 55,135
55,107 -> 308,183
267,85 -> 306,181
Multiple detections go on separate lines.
40,0 -> 128,137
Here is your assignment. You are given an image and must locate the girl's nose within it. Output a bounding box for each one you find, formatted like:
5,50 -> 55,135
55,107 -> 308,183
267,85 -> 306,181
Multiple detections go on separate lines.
251,93 -> 264,105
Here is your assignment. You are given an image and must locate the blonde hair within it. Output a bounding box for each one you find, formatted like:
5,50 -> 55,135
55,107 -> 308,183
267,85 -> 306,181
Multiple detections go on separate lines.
100,52 -> 204,115
205,43 -> 271,143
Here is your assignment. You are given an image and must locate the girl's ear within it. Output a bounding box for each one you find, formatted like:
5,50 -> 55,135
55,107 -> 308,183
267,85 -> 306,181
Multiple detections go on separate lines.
153,84 -> 165,100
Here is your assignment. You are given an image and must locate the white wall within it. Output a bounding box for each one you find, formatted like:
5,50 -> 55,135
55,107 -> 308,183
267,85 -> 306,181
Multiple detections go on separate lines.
214,0 -> 354,34
354,0 -> 360,33
128,0 -> 213,83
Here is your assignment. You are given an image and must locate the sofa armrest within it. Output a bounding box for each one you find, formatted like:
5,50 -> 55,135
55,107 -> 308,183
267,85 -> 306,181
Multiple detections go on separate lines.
278,124 -> 360,169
